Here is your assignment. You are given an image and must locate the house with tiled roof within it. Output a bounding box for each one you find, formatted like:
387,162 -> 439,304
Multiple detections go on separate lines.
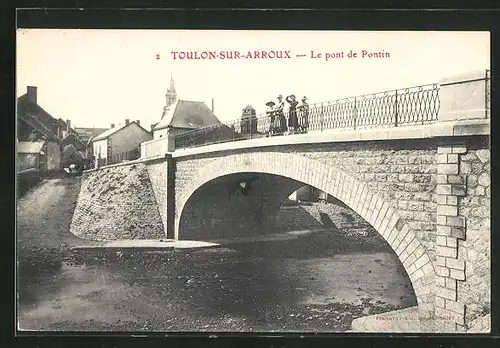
151,74 -> 237,148
17,86 -> 65,173
92,119 -> 152,168
74,127 -> 109,145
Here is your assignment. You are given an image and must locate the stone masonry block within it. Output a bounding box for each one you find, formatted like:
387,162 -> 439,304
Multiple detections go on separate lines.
410,268 -> 425,281
436,235 -> 447,246
446,216 -> 465,227
437,285 -> 457,301
406,263 -> 417,275
450,226 -> 466,240
436,245 -> 458,258
445,277 -> 457,290
413,245 -> 426,260
399,249 -> 409,264
437,215 -> 447,225
437,204 -> 458,216
436,195 -> 447,205
404,253 -> 417,269
446,196 -> 458,205
414,253 -> 430,270
436,276 -> 445,287
438,146 -> 453,154
435,265 -> 450,277
420,262 -> 434,278
438,164 -> 459,175
446,237 -> 458,248
437,154 -> 448,164
436,185 -> 452,195
386,227 -> 398,245
436,174 -> 448,184
447,154 -> 459,163
374,202 -> 389,232
447,175 -> 464,185
452,145 -> 467,154
405,238 -> 419,256
451,184 -> 466,196
395,238 -> 409,257
436,256 -> 446,266
446,258 -> 465,270
450,269 -> 466,281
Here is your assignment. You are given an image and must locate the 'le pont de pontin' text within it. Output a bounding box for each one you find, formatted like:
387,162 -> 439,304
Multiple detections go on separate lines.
170,50 -> 390,61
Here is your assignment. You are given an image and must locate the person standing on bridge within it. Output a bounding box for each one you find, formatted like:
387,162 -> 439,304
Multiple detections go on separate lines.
275,94 -> 287,135
297,96 -> 309,133
266,101 -> 276,136
286,94 -> 299,134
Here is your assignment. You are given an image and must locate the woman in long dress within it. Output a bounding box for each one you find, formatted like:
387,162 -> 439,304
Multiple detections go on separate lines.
265,101 -> 276,136
275,95 -> 287,135
297,96 -> 309,133
286,94 -> 299,134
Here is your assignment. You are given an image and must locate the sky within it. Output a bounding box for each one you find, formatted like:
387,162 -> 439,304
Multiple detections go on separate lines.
16,30 -> 490,129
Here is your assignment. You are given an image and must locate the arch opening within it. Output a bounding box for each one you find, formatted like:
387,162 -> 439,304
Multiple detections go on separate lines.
177,170 -> 419,319
175,152 -> 435,307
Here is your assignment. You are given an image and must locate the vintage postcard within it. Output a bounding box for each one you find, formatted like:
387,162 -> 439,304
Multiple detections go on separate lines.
16,29 -> 490,334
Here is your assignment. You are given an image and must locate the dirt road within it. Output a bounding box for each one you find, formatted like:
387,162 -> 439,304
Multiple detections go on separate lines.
16,177 -> 99,251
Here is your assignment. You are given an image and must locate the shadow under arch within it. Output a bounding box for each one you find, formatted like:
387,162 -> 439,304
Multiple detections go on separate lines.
175,151 -> 435,306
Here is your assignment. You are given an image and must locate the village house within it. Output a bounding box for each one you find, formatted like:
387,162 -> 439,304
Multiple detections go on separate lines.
92,119 -> 152,168
17,86 -> 65,173
150,74 -> 235,149
73,126 -> 110,161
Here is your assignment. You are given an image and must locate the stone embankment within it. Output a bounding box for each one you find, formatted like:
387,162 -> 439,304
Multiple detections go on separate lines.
276,199 -> 386,248
70,163 -> 164,241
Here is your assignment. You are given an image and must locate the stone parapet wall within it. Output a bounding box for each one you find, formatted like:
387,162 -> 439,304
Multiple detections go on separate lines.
71,163 -> 164,240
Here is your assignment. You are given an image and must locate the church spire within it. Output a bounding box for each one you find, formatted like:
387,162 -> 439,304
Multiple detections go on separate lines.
169,73 -> 176,92
165,73 -> 177,108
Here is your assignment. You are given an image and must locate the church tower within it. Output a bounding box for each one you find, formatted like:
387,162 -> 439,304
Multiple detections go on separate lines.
161,73 -> 178,120
166,73 -> 177,108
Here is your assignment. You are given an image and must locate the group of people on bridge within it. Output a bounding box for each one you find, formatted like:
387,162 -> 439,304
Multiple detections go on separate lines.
266,94 -> 309,136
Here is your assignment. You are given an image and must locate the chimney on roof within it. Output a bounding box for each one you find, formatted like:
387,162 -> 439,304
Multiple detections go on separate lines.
27,86 -> 37,104
111,123 -> 115,128
125,119 -> 130,125
212,97 -> 214,113
66,119 -> 71,132
136,120 -> 140,126
151,124 -> 155,132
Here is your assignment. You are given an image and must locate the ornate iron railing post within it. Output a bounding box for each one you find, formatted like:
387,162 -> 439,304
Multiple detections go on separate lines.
320,102 -> 324,131
394,89 -> 399,127
353,97 -> 357,130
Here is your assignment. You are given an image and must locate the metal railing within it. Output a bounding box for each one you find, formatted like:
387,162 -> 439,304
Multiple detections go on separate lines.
174,83 -> 440,149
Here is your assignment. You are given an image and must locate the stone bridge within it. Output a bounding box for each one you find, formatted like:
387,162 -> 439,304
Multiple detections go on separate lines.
72,70 -> 490,332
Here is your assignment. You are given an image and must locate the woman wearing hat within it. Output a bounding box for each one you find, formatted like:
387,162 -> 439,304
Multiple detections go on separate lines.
298,96 -> 309,133
265,101 -> 276,136
286,94 -> 299,134
275,94 -> 287,135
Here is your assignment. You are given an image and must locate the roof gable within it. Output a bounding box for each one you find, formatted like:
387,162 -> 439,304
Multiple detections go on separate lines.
93,121 -> 150,141
155,100 -> 222,131
17,141 -> 46,154
61,132 -> 87,149
17,94 -> 60,142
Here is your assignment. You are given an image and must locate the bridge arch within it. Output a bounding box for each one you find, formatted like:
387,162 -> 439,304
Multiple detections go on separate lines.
175,151 -> 435,306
